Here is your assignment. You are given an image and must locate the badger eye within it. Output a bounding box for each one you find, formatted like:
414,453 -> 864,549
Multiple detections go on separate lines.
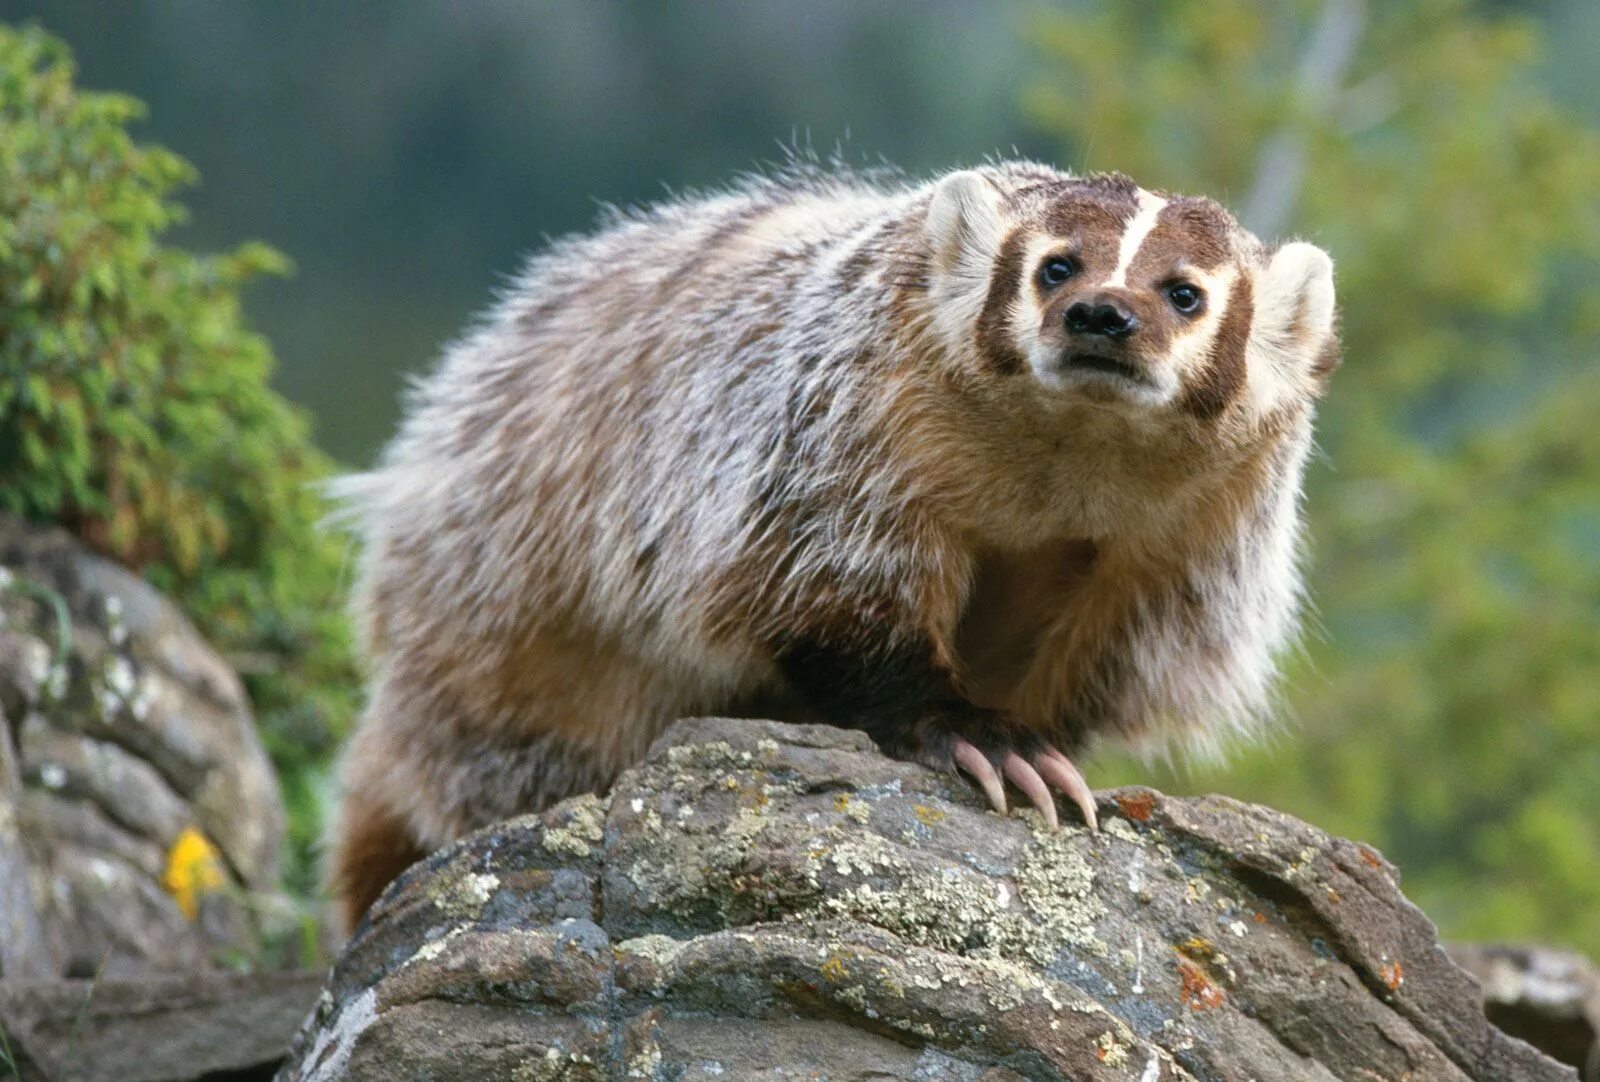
1039,256 -> 1077,287
1167,283 -> 1204,313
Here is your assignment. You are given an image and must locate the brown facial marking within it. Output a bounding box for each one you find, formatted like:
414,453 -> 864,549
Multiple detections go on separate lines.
1042,178 -> 1140,257
1180,273 -> 1253,420
1061,172 -> 1141,208
1126,198 -> 1234,282
975,229 -> 1028,375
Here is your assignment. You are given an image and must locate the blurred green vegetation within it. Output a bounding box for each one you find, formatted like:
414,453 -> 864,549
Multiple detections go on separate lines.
0,0 -> 1046,463
1027,0 -> 1600,954
0,24 -> 356,898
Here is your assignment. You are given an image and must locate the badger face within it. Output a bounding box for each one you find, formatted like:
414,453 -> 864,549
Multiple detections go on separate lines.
922,167 -> 1338,430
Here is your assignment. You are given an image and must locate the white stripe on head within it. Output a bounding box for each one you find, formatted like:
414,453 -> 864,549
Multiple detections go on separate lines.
1105,189 -> 1168,288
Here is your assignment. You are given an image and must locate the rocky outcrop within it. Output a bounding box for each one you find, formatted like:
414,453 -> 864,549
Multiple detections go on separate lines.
1451,944 -> 1600,1080
0,514 -> 287,978
0,971 -> 322,1082
279,716 -> 1571,1081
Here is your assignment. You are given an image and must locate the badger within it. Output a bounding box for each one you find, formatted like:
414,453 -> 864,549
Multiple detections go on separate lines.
329,160 -> 1339,931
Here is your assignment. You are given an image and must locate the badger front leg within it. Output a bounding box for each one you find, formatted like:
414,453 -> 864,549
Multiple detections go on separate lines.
773,635 -> 1098,829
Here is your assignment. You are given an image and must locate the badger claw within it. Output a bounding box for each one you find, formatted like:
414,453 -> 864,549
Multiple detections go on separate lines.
952,738 -> 1007,815
949,735 -> 1097,831
1003,751 -> 1059,829
1035,746 -> 1099,831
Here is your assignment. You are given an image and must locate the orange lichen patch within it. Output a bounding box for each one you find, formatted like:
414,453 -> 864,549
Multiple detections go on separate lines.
1326,888 -> 1342,904
1359,846 -> 1384,869
912,804 -> 946,826
162,826 -> 226,921
1380,961 -> 1404,991
1174,938 -> 1227,1010
1176,956 -> 1226,1010
1115,791 -> 1156,822
1253,911 -> 1268,924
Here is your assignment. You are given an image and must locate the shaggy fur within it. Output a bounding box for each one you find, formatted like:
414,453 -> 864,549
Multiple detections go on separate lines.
329,160 -> 1339,930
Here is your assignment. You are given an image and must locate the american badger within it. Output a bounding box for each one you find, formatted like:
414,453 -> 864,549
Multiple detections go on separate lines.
331,161 -> 1338,930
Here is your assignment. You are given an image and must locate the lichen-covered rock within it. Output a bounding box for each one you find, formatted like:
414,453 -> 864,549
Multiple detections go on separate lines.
280,718 -> 1572,1081
0,514 -> 287,977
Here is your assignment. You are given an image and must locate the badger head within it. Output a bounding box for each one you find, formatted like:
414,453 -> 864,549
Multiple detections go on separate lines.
921,165 -> 1338,433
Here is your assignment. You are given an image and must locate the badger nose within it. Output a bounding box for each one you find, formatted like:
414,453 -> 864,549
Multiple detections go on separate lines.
1064,298 -> 1139,339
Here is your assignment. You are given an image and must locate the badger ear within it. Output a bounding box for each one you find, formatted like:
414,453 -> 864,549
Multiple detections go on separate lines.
1249,241 -> 1339,382
924,170 -> 1004,278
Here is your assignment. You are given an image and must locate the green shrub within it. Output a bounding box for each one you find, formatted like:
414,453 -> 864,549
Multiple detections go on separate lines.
0,23 -> 355,897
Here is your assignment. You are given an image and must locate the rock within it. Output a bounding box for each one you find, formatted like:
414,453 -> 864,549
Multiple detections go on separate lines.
1450,944 -> 1600,1080
279,717 -> 1572,1081
0,706 -> 49,980
0,514 -> 288,978
0,970 -> 323,1081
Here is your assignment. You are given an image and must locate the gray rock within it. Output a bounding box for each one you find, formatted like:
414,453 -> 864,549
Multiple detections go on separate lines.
0,514 -> 287,977
0,712 -> 50,980
0,970 -> 323,1081
1451,944 -> 1600,1080
279,717 -> 1573,1081
19,714 -> 193,846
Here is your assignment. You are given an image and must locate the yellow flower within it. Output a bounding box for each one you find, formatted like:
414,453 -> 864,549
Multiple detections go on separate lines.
162,826 -> 226,920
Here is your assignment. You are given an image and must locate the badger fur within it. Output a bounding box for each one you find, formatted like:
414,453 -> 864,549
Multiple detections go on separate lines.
330,160 -> 1339,931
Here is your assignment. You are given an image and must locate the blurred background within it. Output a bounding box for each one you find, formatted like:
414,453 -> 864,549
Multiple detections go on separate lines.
1,0 -> 1595,957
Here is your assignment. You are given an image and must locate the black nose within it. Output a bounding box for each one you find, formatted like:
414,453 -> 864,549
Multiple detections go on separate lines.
1065,299 -> 1139,339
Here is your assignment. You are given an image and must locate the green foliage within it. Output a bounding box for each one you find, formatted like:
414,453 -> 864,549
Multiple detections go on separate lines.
1027,0 -> 1600,953
0,24 -> 355,894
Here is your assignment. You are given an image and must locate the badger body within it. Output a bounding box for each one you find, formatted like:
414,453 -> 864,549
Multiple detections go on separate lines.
332,161 -> 1339,930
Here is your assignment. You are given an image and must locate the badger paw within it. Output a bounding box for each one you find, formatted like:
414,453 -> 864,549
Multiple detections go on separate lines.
896,709 -> 1097,831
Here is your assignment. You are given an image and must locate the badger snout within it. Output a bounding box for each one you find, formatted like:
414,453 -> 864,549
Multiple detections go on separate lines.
1064,295 -> 1140,340
1049,291 -> 1159,390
